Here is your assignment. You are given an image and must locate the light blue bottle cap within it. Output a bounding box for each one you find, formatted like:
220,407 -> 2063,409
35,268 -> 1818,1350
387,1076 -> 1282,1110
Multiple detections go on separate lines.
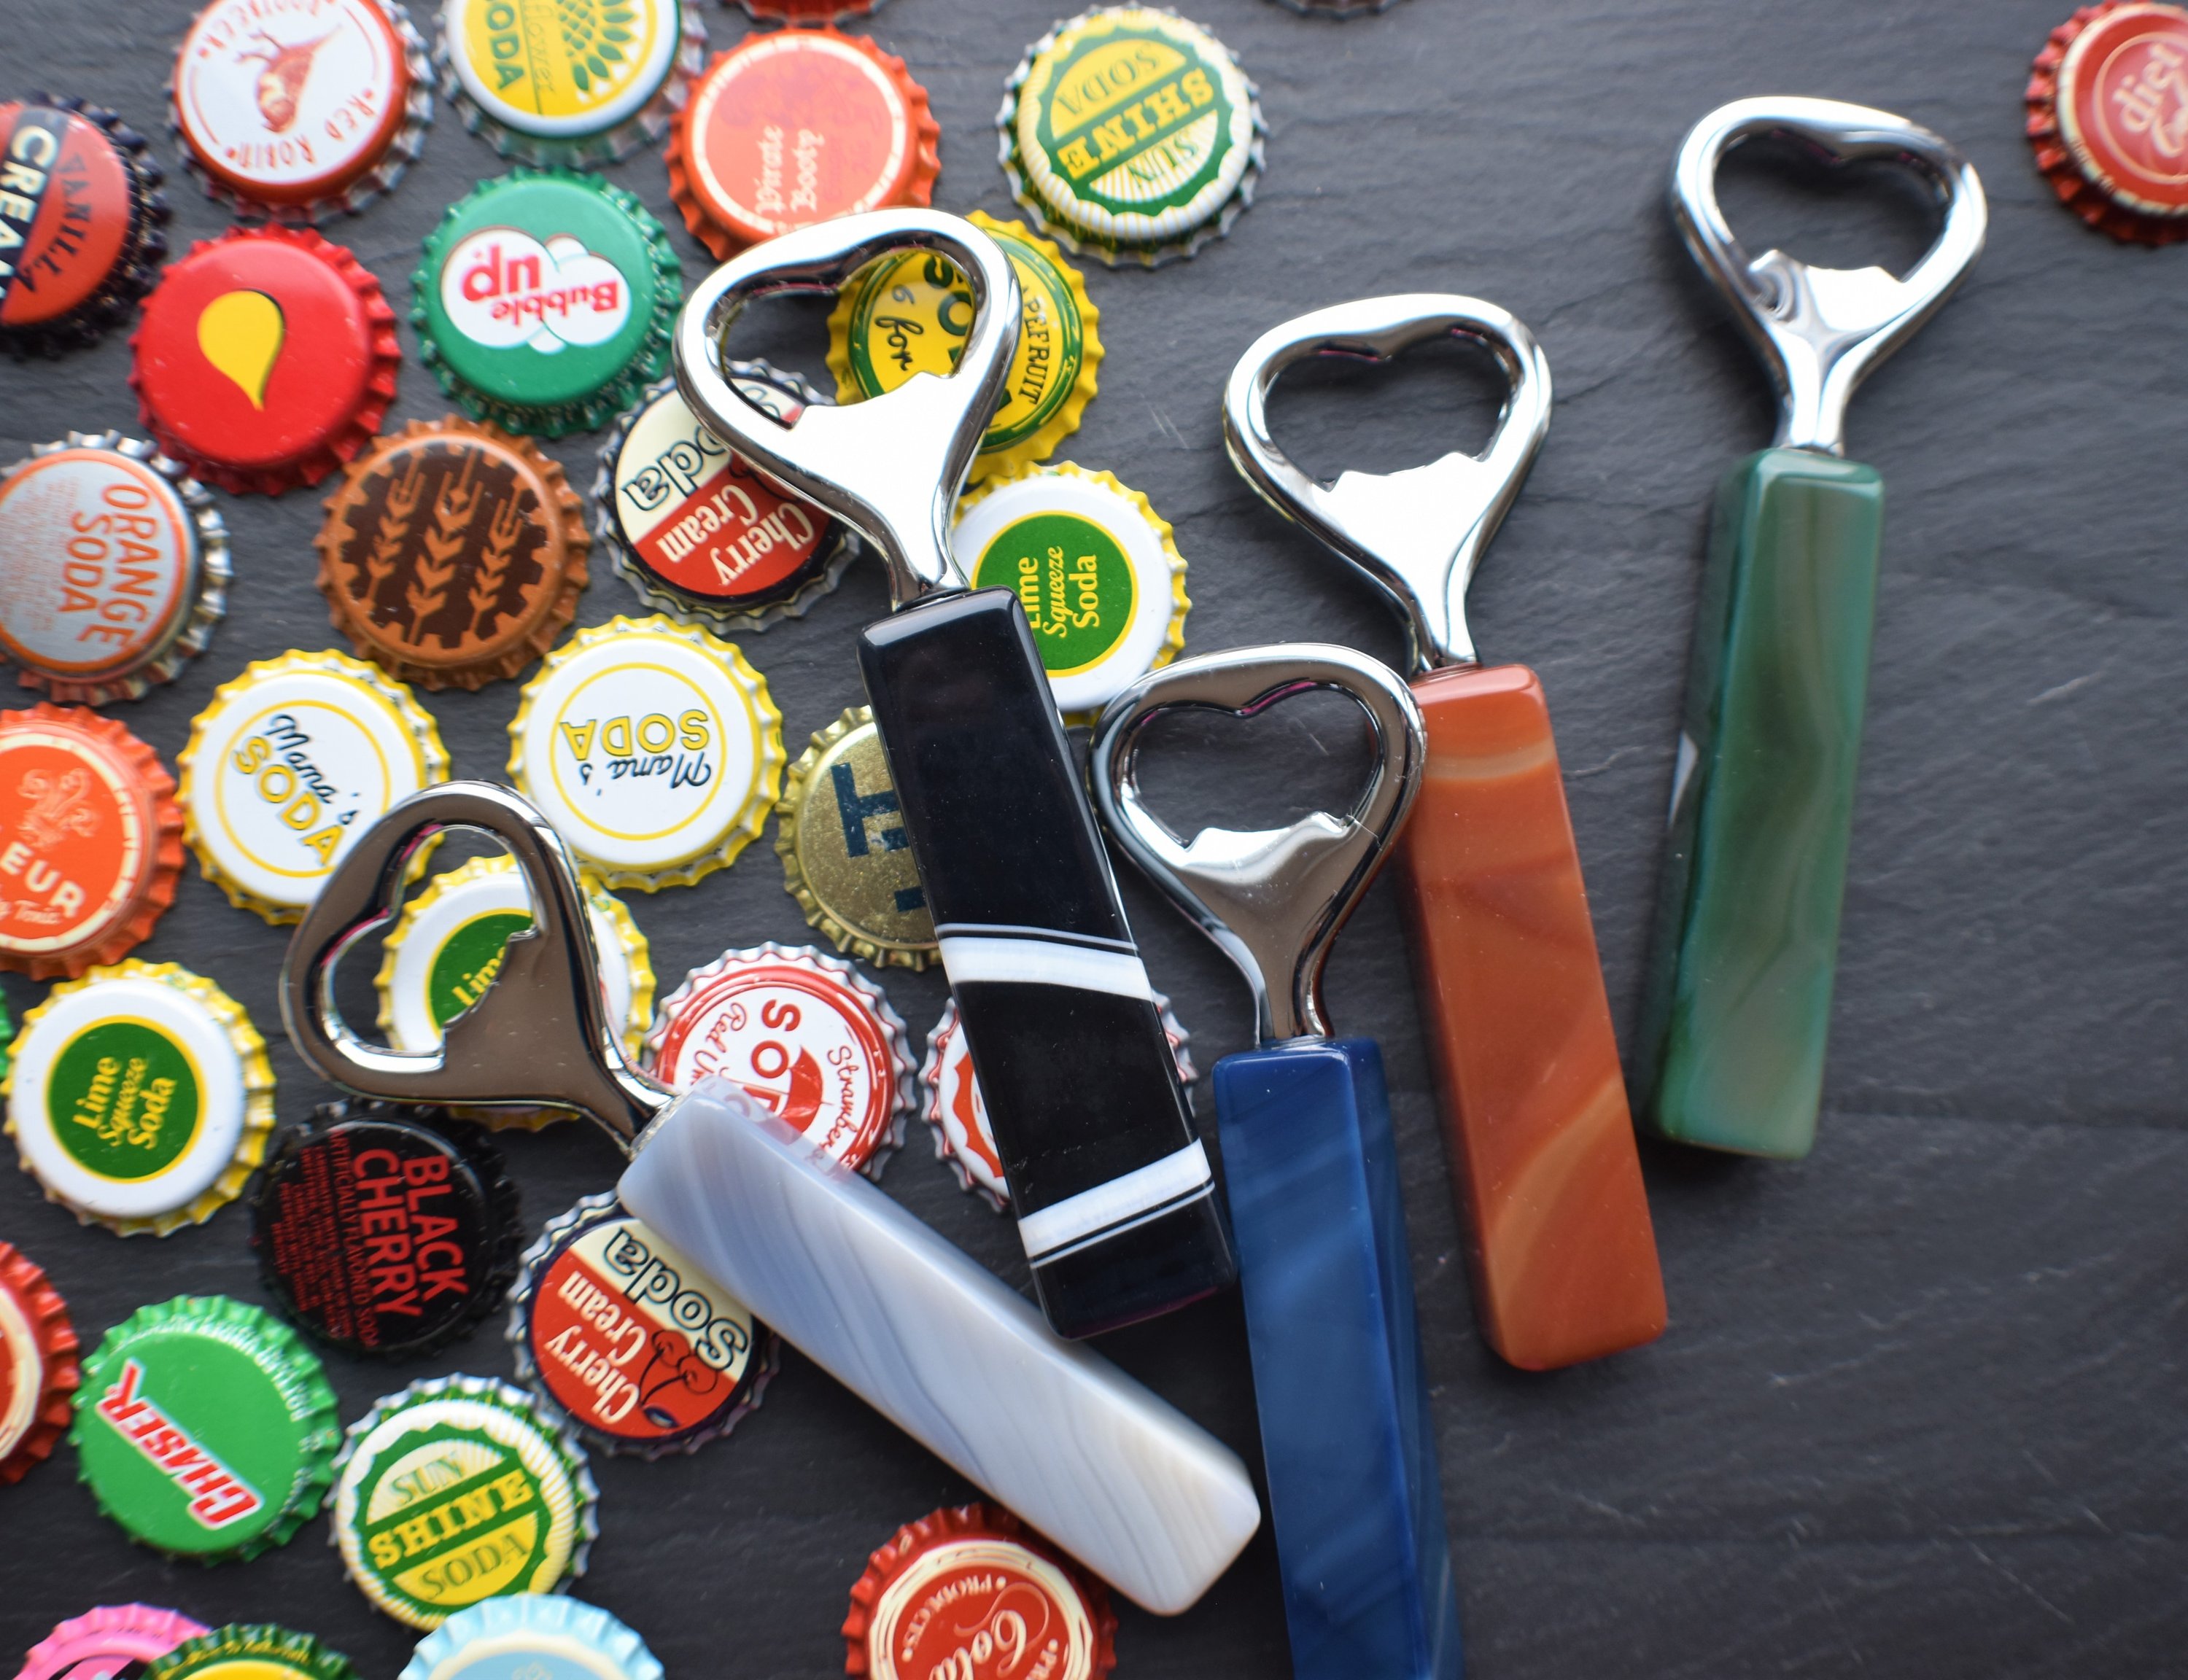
400,1597 -> 663,1680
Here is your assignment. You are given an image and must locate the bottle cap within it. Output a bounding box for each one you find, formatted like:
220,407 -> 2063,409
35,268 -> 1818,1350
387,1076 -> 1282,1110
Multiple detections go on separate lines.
826,211 -> 1101,485
0,705 -> 183,981
146,1627 -> 358,1680
774,707 -> 936,970
6,960 -> 274,1237
169,0 -> 432,221
251,1101 -> 523,1358
843,1504 -> 1117,1680
440,0 -> 705,166
921,991 -> 1192,1213
15,1606 -> 211,1680
71,1294 -> 340,1562
1000,6 -> 1264,268
179,649 -> 451,924
0,1239 -> 79,1485
0,97 -> 168,357
664,29 -> 939,260
644,943 -> 913,1175
332,1373 -> 597,1630
2028,3 -> 2188,243
507,1191 -> 779,1457
734,0 -> 883,21
594,365 -> 860,634
0,433 -> 229,707
413,170 -> 680,438
317,416 -> 591,690
130,228 -> 399,497
950,462 -> 1188,721
375,853 -> 654,1129
400,1598 -> 662,1680
506,615 -> 783,890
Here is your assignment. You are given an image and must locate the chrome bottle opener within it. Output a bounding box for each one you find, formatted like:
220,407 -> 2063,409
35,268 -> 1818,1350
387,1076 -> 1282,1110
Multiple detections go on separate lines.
1638,98 -> 1986,1158
279,781 -> 1261,1616
1224,298 -> 1666,1372
675,209 -> 1235,1339
1091,645 -> 1461,1680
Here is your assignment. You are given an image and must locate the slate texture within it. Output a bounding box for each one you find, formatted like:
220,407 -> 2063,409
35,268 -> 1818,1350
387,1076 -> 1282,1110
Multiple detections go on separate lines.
1,0 -> 2183,1676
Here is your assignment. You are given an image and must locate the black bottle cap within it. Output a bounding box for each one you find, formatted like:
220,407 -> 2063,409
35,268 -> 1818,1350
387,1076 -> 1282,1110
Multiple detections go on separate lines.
250,1100 -> 521,1358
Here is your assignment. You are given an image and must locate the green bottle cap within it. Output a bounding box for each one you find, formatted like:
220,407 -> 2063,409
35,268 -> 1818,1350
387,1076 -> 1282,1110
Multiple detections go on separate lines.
147,1624 -> 360,1680
412,171 -> 680,438
71,1295 -> 340,1562
332,1374 -> 598,1629
998,7 -> 1265,268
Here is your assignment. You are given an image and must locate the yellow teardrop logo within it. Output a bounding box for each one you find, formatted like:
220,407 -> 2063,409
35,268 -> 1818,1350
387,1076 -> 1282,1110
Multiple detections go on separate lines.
197,289 -> 285,409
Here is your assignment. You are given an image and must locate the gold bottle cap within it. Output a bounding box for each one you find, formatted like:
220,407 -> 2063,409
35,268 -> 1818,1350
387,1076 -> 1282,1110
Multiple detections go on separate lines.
825,211 -> 1101,485
775,707 -> 936,970
179,649 -> 451,925
375,854 -> 655,1130
950,462 -> 1189,723
508,615 -> 784,891
6,960 -> 275,1236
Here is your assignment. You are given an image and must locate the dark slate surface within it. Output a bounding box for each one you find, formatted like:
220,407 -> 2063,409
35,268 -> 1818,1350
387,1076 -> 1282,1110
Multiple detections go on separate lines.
3,0 -> 2184,1675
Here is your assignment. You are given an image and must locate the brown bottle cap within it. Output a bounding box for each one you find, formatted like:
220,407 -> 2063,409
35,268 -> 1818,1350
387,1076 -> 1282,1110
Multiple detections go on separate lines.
314,416 -> 589,689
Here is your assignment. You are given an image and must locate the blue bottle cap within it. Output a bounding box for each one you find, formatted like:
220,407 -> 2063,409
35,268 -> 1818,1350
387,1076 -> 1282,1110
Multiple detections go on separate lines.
400,1597 -> 662,1680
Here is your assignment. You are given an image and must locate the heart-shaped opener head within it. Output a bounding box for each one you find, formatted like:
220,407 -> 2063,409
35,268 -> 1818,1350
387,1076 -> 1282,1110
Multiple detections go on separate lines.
673,209 -> 1023,609
1090,644 -> 1425,1046
1671,96 -> 1987,456
280,780 -> 669,1148
1222,295 -> 1551,675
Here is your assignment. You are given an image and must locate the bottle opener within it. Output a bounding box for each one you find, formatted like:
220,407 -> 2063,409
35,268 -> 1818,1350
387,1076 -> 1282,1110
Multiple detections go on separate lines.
1640,98 -> 1986,1158
1090,644 -> 1460,1680
675,209 -> 1235,1339
1224,296 -> 1666,1371
278,780 -> 1261,1617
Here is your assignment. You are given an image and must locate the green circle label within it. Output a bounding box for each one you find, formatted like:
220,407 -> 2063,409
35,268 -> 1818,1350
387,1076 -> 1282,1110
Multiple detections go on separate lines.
971,512 -> 1135,678
354,1416 -> 560,1619
49,1019 -> 202,1182
1031,20 -> 1239,221
429,912 -> 532,1028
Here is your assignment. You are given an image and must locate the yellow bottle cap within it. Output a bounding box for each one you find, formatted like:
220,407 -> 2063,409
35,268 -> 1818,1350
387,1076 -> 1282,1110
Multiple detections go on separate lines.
826,211 -> 1101,485
6,960 -> 274,1236
179,649 -> 451,925
950,462 -> 1188,723
775,707 -> 936,970
375,853 -> 655,1130
507,615 -> 784,890
439,0 -> 707,167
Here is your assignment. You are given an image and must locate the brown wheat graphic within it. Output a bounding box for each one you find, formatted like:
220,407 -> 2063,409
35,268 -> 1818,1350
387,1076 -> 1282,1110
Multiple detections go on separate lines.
365,452 -> 427,607
468,494 -> 524,638
408,453 -> 481,644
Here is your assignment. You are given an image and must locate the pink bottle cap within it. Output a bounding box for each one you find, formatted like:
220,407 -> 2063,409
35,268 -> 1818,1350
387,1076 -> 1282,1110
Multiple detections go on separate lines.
14,1606 -> 211,1680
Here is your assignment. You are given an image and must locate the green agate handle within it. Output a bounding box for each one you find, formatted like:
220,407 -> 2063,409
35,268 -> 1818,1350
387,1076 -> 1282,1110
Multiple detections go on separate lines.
1636,447 -> 1882,1158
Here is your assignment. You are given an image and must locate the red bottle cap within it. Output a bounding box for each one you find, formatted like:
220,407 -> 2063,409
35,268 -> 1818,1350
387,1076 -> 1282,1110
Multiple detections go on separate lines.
0,1240 -> 80,1486
169,0 -> 431,220
736,0 -> 884,22
0,97 -> 169,356
2029,2 -> 2188,243
131,227 -> 397,495
843,1504 -> 1117,1680
643,942 -> 913,1178
14,1606 -> 211,1680
666,29 -> 939,260
0,704 -> 183,979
